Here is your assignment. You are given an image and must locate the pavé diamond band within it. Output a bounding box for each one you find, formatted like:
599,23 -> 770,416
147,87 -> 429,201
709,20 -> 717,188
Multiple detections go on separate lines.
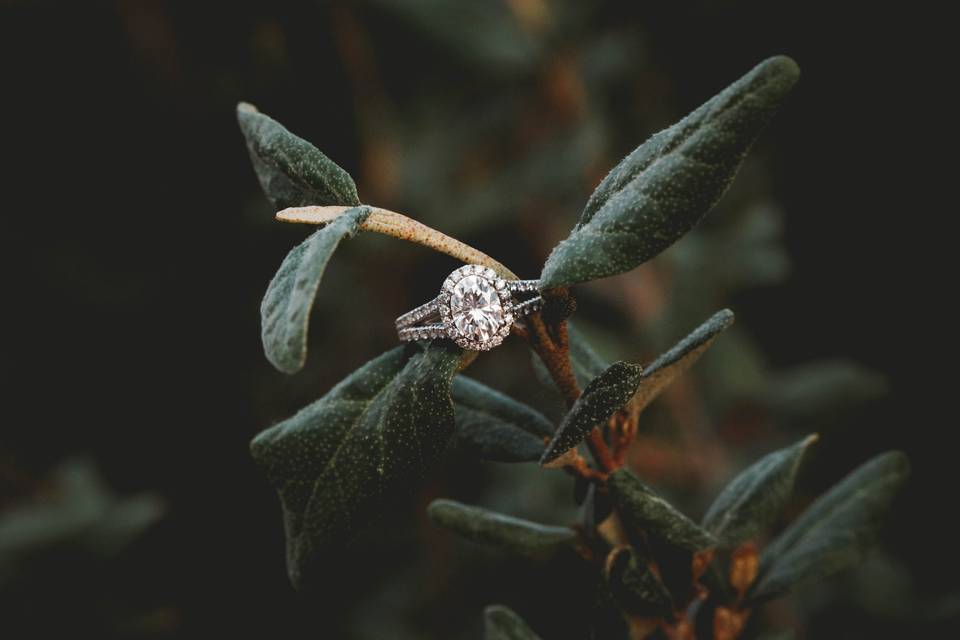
396,265 -> 542,351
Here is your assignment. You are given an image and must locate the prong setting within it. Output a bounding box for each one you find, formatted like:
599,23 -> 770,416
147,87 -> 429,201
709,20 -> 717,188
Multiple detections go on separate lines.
397,266 -> 540,351
437,265 -> 516,351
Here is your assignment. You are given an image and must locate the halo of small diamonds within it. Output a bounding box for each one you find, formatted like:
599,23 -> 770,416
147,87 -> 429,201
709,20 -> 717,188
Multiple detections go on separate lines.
438,265 -> 515,351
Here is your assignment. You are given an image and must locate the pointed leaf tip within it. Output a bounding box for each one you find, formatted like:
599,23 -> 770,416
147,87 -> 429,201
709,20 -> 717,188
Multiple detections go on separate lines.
702,433 -> 819,546
540,361 -> 644,465
629,309 -> 734,415
237,103 -> 360,210
540,56 -> 800,287
749,450 -> 909,602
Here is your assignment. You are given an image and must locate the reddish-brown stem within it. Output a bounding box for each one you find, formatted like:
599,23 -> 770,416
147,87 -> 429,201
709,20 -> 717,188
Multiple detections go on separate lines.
609,410 -> 635,466
527,312 -> 581,405
567,453 -> 609,483
524,304 -> 617,473
510,323 -> 529,340
587,429 -> 618,473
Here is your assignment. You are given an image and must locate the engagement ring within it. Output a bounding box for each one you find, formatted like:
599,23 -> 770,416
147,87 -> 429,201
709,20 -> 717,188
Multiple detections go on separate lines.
395,265 -> 542,351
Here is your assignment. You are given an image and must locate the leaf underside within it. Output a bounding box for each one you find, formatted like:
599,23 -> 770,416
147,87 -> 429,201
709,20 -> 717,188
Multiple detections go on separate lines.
249,342 -> 462,589
260,206 -> 371,374
452,376 -> 553,462
540,56 -> 800,287
749,451 -> 910,602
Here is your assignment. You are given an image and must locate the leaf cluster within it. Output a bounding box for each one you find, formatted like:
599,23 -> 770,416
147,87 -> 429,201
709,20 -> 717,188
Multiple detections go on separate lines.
239,56 -> 908,638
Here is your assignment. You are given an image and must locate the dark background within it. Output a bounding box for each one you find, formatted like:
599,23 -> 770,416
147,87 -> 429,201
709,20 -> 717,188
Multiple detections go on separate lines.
0,1 -> 948,638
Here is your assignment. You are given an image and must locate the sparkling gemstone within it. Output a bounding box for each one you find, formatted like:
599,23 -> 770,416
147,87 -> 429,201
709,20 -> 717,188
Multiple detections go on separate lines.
449,275 -> 506,343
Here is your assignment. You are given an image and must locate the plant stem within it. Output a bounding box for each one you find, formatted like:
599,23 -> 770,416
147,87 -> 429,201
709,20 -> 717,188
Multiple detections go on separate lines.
527,312 -> 581,405
525,308 -> 617,473
587,430 -> 617,472
277,205 -> 518,279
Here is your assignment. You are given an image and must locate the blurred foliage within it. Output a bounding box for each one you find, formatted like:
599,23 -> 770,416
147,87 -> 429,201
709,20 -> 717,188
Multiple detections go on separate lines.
0,458 -> 166,634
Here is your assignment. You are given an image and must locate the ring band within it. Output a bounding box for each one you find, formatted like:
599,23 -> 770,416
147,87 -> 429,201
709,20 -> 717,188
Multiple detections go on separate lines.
396,265 -> 542,351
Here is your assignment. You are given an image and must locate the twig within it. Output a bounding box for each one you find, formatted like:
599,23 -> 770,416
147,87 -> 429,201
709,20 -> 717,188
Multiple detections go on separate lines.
610,410 -> 636,466
524,304 -> 617,473
277,205 -> 518,279
526,312 -> 581,405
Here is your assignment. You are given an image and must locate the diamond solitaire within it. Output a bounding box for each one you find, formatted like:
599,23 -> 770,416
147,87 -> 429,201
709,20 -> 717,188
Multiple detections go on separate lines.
395,265 -> 542,351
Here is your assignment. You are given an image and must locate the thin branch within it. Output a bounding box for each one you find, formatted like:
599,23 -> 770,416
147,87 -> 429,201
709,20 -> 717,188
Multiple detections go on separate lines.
525,310 -> 617,473
587,429 -> 617,473
610,410 -> 636,466
277,205 -> 518,279
526,312 -> 581,406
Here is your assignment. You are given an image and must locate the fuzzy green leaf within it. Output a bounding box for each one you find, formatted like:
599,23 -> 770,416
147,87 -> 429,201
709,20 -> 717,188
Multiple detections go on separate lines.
484,605 -> 543,640
631,309 -> 734,414
749,451 -> 910,602
260,206 -> 370,374
237,102 -> 360,210
540,56 -> 800,287
608,467 -> 716,552
250,342 -> 462,589
452,376 -> 553,463
702,435 -> 819,546
428,499 -> 577,560
605,546 -> 675,618
540,362 -> 644,465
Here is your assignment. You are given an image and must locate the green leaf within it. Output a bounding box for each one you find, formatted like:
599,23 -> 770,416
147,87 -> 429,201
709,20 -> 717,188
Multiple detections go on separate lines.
749,451 -> 910,602
540,56 -> 800,287
260,206 -> 371,374
605,546 -> 675,618
451,376 -> 553,463
631,309 -> 734,415
427,499 -> 578,560
484,605 -> 543,640
237,102 -> 360,210
608,467 -> 716,552
540,361 -> 644,465
702,435 -> 819,546
250,342 -> 462,589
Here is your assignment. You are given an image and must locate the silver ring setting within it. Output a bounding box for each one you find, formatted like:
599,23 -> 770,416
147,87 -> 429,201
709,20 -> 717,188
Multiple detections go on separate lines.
395,265 -> 542,351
